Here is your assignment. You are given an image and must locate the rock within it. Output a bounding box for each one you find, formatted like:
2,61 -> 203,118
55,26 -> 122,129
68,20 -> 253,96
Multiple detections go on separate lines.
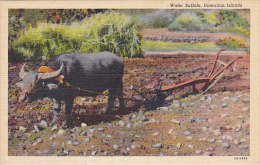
240,145 -> 249,149
174,152 -> 179,156
67,140 -> 72,144
176,142 -> 182,149
97,127 -> 104,131
122,149 -> 129,155
36,138 -> 43,143
63,150 -> 69,155
195,150 -> 202,154
89,128 -> 95,133
183,130 -> 191,136
187,136 -> 193,140
202,126 -> 212,132
107,134 -> 112,138
51,125 -> 58,131
49,134 -> 57,140
171,119 -> 181,125
237,94 -> 243,98
102,139 -> 109,145
221,114 -> 229,118
207,138 -> 216,143
204,152 -> 214,156
198,138 -> 207,142
207,97 -> 213,103
34,124 -> 39,132
221,96 -> 230,101
234,140 -> 241,145
67,140 -> 79,145
222,142 -> 230,148
227,135 -> 233,141
152,132 -> 159,136
132,114 -> 137,119
224,91 -> 231,94
222,135 -> 227,140
214,93 -> 219,97
158,107 -> 169,111
91,151 -> 97,156
240,138 -> 247,143
243,122 -> 250,129
214,130 -> 222,136
242,107 -> 250,112
38,120 -> 48,129
138,110 -> 144,115
61,142 -> 65,147
80,131 -> 87,136
239,115 -> 244,119
81,123 -> 87,128
222,103 -> 229,108
206,147 -> 214,152
126,123 -> 132,128
107,123 -> 112,127
149,118 -> 157,123
141,115 -> 147,121
113,144 -> 119,150
181,103 -> 187,107
233,124 -> 242,132
172,102 -> 181,108
152,143 -> 162,148
85,138 -> 90,142
57,129 -> 65,137
19,126 -> 27,133
217,140 -> 223,143
196,118 -> 202,123
131,145 -> 136,149
243,98 -> 250,103
159,152 -> 165,156
117,120 -> 125,126
200,96 -> 206,101
168,129 -> 173,134
230,97 -> 238,102
187,144 -> 193,149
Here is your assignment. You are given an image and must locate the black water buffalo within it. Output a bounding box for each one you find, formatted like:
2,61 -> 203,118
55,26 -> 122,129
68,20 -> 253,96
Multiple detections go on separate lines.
16,51 -> 125,129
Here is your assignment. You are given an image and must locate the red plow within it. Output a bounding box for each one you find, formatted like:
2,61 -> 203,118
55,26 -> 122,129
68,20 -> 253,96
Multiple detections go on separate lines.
132,48 -> 243,109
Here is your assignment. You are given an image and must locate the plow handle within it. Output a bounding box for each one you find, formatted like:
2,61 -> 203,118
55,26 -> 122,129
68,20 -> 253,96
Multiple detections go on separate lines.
208,48 -> 226,78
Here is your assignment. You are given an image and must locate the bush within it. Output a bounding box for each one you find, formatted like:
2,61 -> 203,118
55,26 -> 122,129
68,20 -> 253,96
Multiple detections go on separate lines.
215,37 -> 248,50
12,11 -> 143,61
168,12 -> 206,32
218,10 -> 250,38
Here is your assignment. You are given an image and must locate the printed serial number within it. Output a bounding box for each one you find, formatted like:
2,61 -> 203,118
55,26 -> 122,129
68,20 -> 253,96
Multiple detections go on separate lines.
234,157 -> 248,160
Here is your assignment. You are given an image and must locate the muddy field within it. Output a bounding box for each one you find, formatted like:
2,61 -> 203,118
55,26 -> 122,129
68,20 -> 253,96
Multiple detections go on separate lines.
8,53 -> 250,156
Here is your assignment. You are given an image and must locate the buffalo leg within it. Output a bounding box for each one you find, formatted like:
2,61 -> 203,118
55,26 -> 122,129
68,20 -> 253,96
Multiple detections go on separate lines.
106,92 -> 116,115
62,99 -> 74,129
118,79 -> 125,109
49,98 -> 61,126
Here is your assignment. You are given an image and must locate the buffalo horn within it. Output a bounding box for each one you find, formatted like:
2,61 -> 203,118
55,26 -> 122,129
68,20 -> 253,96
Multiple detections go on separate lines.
19,63 -> 28,79
38,63 -> 64,79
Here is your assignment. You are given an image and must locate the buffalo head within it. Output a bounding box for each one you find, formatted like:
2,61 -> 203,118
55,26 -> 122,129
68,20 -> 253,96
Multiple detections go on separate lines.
16,63 -> 64,102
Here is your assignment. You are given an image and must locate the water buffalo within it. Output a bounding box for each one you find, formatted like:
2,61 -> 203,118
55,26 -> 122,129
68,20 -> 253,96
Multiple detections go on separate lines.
16,51 -> 125,129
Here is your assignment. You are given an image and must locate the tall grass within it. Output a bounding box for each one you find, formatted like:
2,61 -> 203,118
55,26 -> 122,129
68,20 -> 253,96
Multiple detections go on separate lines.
13,11 -> 143,61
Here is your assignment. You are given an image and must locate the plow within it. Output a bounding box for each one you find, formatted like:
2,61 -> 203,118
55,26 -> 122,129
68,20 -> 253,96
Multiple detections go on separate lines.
132,48 -> 243,109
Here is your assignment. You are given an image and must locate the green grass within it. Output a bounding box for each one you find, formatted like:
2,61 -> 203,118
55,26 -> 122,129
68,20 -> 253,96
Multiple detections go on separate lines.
144,40 -> 223,52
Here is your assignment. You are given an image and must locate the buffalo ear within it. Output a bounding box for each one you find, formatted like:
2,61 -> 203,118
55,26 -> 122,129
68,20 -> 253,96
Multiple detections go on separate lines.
16,82 -> 23,89
47,84 -> 58,90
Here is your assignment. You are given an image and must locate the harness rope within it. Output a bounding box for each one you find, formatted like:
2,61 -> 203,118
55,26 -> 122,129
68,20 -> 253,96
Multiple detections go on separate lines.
18,73 -> 45,95
61,79 -> 141,102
